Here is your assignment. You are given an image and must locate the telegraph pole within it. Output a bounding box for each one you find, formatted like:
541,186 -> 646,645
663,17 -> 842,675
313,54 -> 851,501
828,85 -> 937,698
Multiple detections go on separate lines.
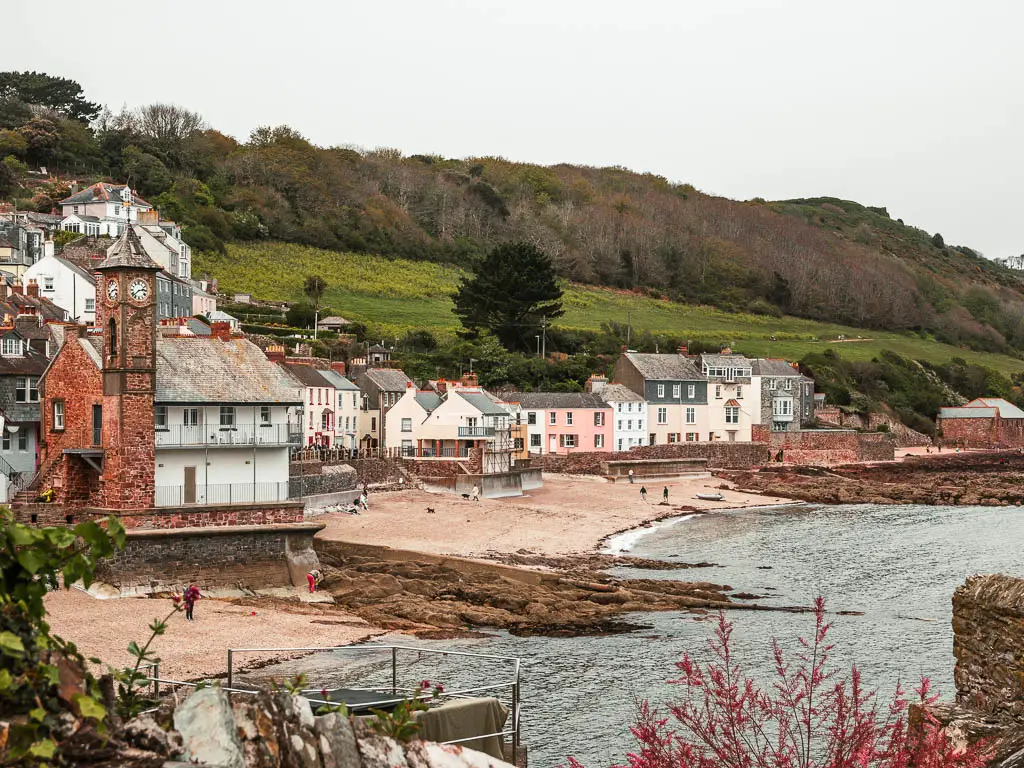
626,310 -> 632,349
541,316 -> 547,360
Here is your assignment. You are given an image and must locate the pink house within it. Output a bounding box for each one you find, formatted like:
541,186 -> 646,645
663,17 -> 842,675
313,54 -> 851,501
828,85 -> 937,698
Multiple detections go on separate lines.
514,392 -> 613,455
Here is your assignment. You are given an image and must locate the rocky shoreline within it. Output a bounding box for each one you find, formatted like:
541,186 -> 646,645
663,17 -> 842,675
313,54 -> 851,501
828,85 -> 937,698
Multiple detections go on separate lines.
723,450 -> 1024,506
313,545 -> 811,637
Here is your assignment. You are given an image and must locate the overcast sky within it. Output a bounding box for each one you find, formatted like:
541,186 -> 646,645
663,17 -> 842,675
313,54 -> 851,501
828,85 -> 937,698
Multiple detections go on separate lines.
6,0 -> 1022,258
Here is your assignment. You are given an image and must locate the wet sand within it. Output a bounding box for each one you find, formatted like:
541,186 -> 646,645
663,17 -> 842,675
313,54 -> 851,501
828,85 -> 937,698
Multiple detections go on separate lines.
316,474 -> 793,557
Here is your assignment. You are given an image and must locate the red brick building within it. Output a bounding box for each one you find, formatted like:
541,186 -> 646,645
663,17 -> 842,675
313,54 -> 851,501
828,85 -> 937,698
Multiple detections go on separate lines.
938,398 -> 1024,449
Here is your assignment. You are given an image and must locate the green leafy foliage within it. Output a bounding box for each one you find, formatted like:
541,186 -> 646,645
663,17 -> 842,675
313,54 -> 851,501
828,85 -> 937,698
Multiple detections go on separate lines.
453,242 -> 564,351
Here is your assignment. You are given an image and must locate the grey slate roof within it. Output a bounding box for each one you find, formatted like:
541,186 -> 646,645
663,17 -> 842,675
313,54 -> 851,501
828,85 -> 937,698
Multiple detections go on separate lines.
938,407 -> 998,420
597,383 -> 644,403
364,368 -> 412,391
52,255 -> 97,285
752,359 -> 804,377
961,398 -> 1024,419
414,391 -> 443,411
156,337 -> 302,404
700,353 -> 755,369
319,369 -> 359,391
60,183 -> 153,208
281,362 -> 334,389
98,226 -> 161,271
514,392 -> 611,410
623,353 -> 705,381
458,391 -> 509,416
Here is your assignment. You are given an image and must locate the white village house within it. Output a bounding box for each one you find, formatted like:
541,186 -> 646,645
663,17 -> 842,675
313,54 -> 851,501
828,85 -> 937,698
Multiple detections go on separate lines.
24,254 -> 97,323
59,183 -> 153,237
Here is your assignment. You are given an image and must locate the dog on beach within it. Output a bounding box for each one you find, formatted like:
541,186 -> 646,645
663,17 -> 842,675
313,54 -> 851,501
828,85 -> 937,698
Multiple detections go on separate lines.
426,507 -> 436,514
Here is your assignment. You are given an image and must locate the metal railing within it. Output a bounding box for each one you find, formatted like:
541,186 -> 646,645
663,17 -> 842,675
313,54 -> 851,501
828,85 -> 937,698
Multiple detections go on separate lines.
458,426 -> 495,438
154,481 -> 291,507
223,644 -> 522,763
415,447 -> 471,458
156,423 -> 302,448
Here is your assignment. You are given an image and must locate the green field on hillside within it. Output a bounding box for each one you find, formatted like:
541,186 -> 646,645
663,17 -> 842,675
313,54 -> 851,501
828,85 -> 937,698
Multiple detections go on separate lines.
197,242 -> 1024,375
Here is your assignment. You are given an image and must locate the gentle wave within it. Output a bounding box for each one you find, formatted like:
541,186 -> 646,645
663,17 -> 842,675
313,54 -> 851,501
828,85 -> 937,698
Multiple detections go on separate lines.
602,514 -> 698,554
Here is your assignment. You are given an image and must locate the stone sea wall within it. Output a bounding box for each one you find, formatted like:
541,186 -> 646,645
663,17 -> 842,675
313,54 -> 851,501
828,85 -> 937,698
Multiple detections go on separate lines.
533,442 -> 770,474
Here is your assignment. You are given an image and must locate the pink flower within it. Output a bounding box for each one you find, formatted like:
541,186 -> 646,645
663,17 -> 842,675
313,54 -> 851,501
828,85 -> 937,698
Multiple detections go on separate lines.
420,680 -> 431,689
433,683 -> 445,694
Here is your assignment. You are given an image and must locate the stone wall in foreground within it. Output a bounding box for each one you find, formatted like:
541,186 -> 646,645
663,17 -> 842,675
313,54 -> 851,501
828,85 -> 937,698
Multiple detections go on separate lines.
757,427 -> 895,464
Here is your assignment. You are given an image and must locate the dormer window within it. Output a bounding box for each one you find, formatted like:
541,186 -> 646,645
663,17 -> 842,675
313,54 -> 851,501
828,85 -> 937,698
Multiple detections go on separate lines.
2,337 -> 22,357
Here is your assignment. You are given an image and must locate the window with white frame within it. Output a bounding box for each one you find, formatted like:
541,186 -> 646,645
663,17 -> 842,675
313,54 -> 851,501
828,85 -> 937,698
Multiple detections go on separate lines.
594,411 -> 604,426
672,384 -> 681,399
220,406 -> 235,427
15,377 -> 37,403
401,418 -> 412,432
530,433 -> 541,447
527,411 -> 537,425
53,400 -> 65,430
627,420 -> 633,430
618,420 -> 623,430
548,412 -> 556,425
2,337 -> 21,356
668,433 -> 678,443
736,385 -> 743,398
184,408 -> 199,426
565,411 -> 573,425
657,407 -> 667,424
638,419 -> 643,430
657,384 -> 665,398
715,385 -> 722,399
768,379 -> 777,390
42,277 -> 54,291
773,398 -> 794,417
594,434 -> 604,448
688,385 -> 695,398
322,411 -> 331,430
725,406 -> 740,424
154,405 -> 167,429
686,432 -> 698,441
85,298 -> 95,312
260,406 -> 271,424
560,434 -> 577,448
2,433 -> 8,451
686,407 -> 695,424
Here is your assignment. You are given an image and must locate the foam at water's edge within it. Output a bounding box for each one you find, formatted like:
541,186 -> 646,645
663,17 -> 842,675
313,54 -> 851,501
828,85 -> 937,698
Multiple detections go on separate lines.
602,514 -> 698,554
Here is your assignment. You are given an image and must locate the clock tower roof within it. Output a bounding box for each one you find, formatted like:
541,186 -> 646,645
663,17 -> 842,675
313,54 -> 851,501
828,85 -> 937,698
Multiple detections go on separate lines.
97,225 -> 162,272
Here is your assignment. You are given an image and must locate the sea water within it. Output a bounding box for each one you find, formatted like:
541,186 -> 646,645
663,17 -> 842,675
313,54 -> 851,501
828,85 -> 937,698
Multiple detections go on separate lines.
252,504 -> 1024,768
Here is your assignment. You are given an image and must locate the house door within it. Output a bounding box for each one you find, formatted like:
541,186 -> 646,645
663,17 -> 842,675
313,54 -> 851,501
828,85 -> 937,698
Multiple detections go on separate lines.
549,435 -> 557,453
183,466 -> 197,504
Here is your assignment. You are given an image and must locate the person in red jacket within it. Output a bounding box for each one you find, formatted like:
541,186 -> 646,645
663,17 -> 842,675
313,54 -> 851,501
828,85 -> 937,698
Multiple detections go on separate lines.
183,585 -> 201,621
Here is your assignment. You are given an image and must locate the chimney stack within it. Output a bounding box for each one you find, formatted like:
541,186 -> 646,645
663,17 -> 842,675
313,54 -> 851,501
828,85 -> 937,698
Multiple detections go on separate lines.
330,360 -> 347,376
585,374 -> 608,393
11,280 -> 24,296
461,371 -> 479,388
264,344 -> 286,363
26,279 -> 39,298
678,345 -> 688,356
210,321 -> 232,341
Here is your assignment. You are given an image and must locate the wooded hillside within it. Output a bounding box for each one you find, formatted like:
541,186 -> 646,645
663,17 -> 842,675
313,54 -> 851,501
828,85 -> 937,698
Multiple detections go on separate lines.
3,71 -> 1024,357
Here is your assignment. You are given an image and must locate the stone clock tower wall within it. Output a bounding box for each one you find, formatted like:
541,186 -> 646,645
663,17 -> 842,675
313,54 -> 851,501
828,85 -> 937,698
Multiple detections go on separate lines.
95,232 -> 161,511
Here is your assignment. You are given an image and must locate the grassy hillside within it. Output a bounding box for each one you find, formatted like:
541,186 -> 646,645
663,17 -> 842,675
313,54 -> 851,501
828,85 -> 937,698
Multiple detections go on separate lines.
197,242 -> 1024,375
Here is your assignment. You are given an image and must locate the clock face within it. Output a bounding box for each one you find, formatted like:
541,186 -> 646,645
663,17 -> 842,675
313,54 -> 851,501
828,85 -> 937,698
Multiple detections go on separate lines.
129,279 -> 149,302
106,280 -> 118,301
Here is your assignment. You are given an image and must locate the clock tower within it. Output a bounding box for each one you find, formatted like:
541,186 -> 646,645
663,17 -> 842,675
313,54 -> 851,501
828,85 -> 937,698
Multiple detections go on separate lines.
95,219 -> 162,510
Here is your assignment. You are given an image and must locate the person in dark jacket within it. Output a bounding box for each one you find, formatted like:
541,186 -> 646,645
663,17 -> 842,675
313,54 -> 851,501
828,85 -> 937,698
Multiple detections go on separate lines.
183,585 -> 201,621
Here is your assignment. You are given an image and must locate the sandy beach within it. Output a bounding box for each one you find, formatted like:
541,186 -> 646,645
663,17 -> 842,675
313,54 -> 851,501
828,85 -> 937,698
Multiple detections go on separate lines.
44,589 -> 379,680
316,473 -> 793,557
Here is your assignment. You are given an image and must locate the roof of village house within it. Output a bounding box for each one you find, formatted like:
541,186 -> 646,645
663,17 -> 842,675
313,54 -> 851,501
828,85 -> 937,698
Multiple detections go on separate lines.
514,392 -> 611,410
699,353 -> 755,369
208,310 -> 236,322
64,214 -> 102,223
752,358 -> 804,377
156,337 -> 302,404
48,254 -> 97,285
940,398 -> 1024,420
414,391 -> 443,411
458,390 -> 510,416
597,383 -> 644,403
185,318 -> 211,336
0,292 -> 69,324
318,369 -> 359,391
363,368 -> 412,391
622,352 -> 704,381
318,316 -> 351,326
281,362 -> 334,389
60,183 -> 152,208
0,330 -> 48,376
98,226 -> 161,271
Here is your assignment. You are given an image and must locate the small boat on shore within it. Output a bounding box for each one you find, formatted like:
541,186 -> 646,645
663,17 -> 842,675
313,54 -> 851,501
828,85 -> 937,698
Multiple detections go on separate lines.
695,492 -> 724,501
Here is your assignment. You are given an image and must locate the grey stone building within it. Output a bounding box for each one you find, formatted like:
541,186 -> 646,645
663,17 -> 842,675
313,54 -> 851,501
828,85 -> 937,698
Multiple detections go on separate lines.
752,358 -> 815,432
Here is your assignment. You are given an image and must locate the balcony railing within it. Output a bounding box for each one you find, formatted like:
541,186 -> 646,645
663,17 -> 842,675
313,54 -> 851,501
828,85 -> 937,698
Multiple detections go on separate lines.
155,424 -> 302,448
457,426 -> 496,438
412,447 -> 471,458
154,481 -> 291,507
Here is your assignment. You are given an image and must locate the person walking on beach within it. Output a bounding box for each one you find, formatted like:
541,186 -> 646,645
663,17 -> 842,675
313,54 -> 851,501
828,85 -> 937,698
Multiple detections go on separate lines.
183,584 -> 200,622
628,469 -> 634,484
640,485 -> 647,501
663,487 -> 669,502
359,491 -> 369,511
307,568 -> 322,593
471,485 -> 480,501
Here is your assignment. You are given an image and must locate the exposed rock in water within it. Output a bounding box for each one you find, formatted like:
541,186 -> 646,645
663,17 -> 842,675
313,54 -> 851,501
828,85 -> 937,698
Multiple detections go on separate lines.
723,451 -> 1024,506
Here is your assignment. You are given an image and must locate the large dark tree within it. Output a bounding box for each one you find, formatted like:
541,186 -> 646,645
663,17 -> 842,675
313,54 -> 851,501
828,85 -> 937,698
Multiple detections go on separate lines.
0,72 -> 100,123
453,242 -> 564,351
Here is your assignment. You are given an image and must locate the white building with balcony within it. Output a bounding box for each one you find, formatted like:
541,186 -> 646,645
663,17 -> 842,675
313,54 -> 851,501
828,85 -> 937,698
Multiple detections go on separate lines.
152,336 -> 302,506
59,183 -> 154,237
386,384 -> 513,470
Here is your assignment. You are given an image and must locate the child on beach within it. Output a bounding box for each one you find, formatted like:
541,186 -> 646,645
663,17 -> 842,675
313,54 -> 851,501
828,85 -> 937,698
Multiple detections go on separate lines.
640,486 -> 647,501
663,487 -> 669,502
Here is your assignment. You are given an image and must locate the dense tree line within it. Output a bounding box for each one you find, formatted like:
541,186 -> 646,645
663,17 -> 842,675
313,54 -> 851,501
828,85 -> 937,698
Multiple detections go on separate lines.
3,72 -> 1024,355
